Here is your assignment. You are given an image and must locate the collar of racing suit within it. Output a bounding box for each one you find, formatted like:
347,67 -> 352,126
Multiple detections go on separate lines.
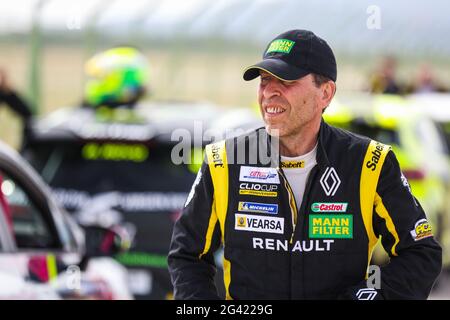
262,117 -> 331,169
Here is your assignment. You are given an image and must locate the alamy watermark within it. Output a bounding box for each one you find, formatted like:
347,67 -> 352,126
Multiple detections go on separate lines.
171,121 -> 280,167
367,5 -> 381,30
366,264 -> 381,289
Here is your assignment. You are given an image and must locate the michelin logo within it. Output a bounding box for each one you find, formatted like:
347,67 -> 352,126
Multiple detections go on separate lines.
239,166 -> 280,184
238,202 -> 278,214
235,214 -> 284,234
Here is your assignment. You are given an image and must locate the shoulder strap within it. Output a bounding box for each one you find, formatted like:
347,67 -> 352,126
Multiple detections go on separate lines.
205,140 -> 232,299
360,140 -> 391,267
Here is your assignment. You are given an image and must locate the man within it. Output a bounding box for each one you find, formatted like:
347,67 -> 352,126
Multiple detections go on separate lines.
0,69 -> 32,122
168,30 -> 442,299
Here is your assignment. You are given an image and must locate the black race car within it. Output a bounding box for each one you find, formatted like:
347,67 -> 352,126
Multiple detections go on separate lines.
21,101 -> 253,299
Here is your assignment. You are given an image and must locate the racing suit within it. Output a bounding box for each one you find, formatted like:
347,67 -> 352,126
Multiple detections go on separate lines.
168,119 -> 442,300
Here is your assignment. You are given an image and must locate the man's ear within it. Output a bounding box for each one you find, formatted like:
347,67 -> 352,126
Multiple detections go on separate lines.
321,81 -> 336,106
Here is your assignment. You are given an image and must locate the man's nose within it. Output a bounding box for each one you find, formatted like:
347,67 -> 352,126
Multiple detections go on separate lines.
263,79 -> 281,98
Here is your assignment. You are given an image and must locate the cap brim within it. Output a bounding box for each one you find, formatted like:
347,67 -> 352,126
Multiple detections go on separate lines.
243,58 -> 310,81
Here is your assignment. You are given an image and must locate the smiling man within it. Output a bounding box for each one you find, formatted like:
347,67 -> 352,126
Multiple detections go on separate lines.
168,29 -> 442,300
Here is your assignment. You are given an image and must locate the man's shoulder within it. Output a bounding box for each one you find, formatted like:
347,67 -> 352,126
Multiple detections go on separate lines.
326,122 -> 373,149
324,122 -> 391,160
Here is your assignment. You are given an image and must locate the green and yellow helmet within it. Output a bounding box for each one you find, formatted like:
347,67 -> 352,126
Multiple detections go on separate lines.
84,47 -> 149,107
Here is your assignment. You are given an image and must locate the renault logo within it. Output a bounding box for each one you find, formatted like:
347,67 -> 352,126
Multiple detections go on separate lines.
320,167 -> 341,197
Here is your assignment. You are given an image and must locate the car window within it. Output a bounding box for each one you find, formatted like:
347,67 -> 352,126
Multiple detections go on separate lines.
349,120 -> 401,146
0,169 -> 60,249
24,141 -> 195,198
434,121 -> 450,156
417,119 -> 448,156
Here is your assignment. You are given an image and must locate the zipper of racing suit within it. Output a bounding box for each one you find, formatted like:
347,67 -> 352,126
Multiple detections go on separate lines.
277,168 -> 298,244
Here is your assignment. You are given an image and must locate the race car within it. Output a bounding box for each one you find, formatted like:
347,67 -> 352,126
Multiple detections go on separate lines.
0,139 -> 133,299
21,100 -> 228,299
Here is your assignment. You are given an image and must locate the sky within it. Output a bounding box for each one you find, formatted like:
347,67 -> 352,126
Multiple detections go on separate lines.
0,0 -> 449,56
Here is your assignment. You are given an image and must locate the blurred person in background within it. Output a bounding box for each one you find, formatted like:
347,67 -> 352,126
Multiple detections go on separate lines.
0,69 -> 33,124
83,46 -> 149,112
410,64 -> 448,94
370,56 -> 403,94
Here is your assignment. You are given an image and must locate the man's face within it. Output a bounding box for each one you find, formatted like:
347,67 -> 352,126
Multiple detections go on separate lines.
258,71 -> 324,137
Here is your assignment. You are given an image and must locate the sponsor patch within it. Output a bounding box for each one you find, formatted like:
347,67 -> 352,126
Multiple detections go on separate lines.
401,172 -> 419,206
239,183 -> 278,197
252,237 -> 335,252
266,39 -> 295,54
309,214 -> 353,239
281,161 -> 305,169
235,214 -> 284,234
238,201 -> 278,214
319,167 -> 341,196
410,219 -> 433,241
365,142 -> 385,172
239,166 -> 280,184
239,190 -> 277,197
311,202 -> 348,213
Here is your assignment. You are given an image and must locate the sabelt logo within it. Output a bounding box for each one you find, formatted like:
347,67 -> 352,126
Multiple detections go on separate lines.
410,219 -> 433,241
311,202 -> 348,213
211,144 -> 224,168
235,214 -> 284,234
366,142 -> 384,172
239,183 -> 278,197
281,161 -> 305,169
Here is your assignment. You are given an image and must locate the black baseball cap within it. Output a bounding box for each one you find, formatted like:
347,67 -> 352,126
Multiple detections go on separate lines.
243,29 -> 337,82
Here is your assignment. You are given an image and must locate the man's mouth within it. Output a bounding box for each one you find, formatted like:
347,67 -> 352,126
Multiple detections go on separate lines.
265,106 -> 286,115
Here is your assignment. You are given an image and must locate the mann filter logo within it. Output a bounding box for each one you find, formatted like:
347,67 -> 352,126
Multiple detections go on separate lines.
281,161 -> 305,169
238,202 -> 278,214
239,183 -> 278,197
410,219 -> 433,241
311,202 -> 348,213
266,39 -> 295,54
239,166 -> 280,184
235,214 -> 284,234
319,167 -> 341,196
309,214 -> 353,238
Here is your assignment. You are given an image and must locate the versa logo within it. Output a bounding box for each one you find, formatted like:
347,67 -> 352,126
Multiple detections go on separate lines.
319,167 -> 341,196
235,214 -> 284,234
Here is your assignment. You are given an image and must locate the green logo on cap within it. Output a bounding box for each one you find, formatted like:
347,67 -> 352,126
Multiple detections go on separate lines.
266,39 -> 295,54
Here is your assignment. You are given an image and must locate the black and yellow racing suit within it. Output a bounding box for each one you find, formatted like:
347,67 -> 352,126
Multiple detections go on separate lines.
168,120 -> 442,299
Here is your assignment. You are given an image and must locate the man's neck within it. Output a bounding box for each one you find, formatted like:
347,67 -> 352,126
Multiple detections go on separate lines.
278,120 -> 321,157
